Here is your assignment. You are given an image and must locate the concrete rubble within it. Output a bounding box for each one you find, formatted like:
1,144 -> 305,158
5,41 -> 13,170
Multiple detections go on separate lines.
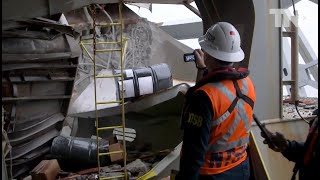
55,158 -> 155,180
126,159 -> 150,176
282,96 -> 318,119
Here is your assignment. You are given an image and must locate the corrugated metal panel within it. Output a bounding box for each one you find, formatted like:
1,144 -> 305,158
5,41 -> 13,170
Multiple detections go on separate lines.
2,19 -> 79,178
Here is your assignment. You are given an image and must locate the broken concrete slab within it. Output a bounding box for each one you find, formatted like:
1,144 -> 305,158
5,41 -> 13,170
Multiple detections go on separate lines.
68,69 -> 118,115
101,164 -> 122,173
60,126 -> 71,137
126,159 -> 149,175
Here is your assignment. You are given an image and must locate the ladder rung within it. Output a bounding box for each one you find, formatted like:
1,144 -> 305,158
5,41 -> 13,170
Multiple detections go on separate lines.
99,150 -> 124,156
81,41 -> 121,45
96,23 -> 121,27
97,126 -> 124,131
283,80 -> 295,85
96,101 -> 121,105
99,174 -> 125,180
96,74 -> 122,79
95,48 -> 122,53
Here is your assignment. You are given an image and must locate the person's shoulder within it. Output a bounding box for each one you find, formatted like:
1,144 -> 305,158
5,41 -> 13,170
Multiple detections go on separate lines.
192,90 -> 212,107
193,90 -> 209,99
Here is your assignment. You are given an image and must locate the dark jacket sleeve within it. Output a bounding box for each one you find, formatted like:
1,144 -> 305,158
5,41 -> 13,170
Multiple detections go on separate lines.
176,91 -> 213,180
282,116 -> 319,163
281,140 -> 305,163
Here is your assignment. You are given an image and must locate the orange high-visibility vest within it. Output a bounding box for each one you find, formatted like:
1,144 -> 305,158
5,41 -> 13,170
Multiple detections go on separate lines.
197,76 -> 256,175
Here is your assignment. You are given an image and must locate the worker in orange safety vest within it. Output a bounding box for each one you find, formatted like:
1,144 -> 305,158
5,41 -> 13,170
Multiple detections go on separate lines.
176,22 -> 256,180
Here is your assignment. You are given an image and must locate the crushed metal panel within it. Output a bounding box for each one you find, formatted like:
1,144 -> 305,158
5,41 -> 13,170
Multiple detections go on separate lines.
11,146 -> 51,166
11,83 -> 67,97
2,34 -> 71,54
2,18 -> 79,178
8,114 -> 64,146
7,128 -> 60,160
14,100 -> 62,125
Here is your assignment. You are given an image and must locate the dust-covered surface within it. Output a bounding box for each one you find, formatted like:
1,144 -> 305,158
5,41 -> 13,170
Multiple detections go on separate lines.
66,6 -> 196,108
282,96 -> 318,120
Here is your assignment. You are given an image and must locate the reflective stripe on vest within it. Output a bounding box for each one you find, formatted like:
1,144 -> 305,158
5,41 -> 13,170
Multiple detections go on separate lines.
208,78 -> 252,152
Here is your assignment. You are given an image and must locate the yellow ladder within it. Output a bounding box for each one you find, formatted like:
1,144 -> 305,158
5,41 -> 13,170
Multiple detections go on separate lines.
80,2 -> 128,180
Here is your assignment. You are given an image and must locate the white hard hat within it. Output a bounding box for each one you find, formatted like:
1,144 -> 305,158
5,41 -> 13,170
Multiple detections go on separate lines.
198,22 -> 245,62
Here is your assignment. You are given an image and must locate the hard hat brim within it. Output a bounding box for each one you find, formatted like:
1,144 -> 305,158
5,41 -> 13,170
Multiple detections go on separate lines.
198,36 -> 245,63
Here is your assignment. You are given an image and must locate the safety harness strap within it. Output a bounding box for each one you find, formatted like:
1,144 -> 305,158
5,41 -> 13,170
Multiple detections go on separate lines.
233,80 -> 254,109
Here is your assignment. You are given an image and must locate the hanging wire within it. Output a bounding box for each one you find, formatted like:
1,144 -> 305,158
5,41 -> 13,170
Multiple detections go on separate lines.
295,102 -> 310,124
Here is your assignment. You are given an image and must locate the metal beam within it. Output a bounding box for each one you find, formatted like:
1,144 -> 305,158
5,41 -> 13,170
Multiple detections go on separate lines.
284,18 -> 318,83
282,37 -> 308,97
248,0 -> 281,120
2,0 -> 194,21
160,22 -> 202,40
182,1 -> 201,18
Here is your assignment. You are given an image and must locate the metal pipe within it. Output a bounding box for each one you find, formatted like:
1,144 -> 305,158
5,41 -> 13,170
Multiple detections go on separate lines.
291,11 -> 299,103
50,136 -> 110,165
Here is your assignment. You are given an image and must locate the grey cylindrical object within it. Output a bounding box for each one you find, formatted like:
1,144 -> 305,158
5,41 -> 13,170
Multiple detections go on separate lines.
134,67 -> 153,96
51,136 -> 110,165
150,63 -> 173,92
115,63 -> 173,100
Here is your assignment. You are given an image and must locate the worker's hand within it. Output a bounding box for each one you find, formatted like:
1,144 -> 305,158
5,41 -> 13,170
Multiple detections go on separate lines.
261,128 -> 289,152
194,49 -> 206,69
